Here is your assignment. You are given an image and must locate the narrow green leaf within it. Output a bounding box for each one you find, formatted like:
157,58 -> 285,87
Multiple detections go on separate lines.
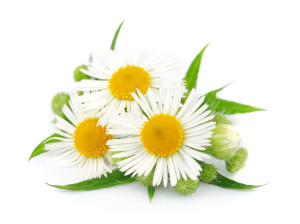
47,169 -> 136,191
110,21 -> 124,50
205,82 -> 233,100
213,99 -> 266,114
147,186 -> 155,202
197,161 -> 261,189
28,134 -> 61,161
204,82 -> 265,114
210,173 -> 262,189
184,43 -> 209,91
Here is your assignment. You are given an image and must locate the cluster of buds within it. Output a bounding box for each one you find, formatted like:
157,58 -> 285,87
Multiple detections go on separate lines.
170,113 -> 248,195
206,113 -> 248,173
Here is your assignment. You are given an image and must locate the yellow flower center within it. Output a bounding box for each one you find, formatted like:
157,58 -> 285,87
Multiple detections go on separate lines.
108,65 -> 151,100
73,118 -> 112,158
140,113 -> 184,157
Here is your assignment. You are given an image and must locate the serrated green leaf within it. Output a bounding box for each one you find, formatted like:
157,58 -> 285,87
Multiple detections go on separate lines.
47,169 -> 136,191
28,134 -> 62,161
197,161 -> 261,189
184,43 -> 209,91
147,186 -> 155,202
110,21 -> 124,50
204,82 -> 265,114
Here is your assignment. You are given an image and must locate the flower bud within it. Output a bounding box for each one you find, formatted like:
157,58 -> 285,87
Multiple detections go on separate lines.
74,65 -> 91,82
206,124 -> 241,160
51,93 -> 70,119
173,178 -> 200,195
136,170 -> 155,187
200,163 -> 217,183
226,147 -> 248,173
213,113 -> 233,125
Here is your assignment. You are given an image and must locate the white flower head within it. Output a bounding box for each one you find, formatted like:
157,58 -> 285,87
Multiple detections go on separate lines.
76,49 -> 179,113
107,82 -> 216,187
45,92 -> 115,180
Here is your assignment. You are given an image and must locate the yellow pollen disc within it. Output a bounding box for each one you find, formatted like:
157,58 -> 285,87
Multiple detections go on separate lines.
108,65 -> 151,100
140,113 -> 184,157
73,118 -> 112,158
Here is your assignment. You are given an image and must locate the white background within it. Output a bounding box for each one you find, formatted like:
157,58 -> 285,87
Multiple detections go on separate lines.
1,0 -> 299,223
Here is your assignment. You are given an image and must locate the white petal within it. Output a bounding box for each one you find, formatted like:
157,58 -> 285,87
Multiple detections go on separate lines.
167,156 -> 177,186
153,157 -> 163,186
162,158 -> 168,187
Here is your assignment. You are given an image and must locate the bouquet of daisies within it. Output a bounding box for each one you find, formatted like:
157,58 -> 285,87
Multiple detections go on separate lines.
29,22 -> 264,201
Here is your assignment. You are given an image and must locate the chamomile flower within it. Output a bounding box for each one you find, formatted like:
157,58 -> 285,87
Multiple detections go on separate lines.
45,93 -> 115,179
107,82 -> 216,187
76,49 -> 178,113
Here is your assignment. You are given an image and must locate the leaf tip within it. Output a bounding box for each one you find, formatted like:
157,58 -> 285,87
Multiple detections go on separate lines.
222,80 -> 235,90
261,181 -> 271,187
243,106 -> 267,113
45,183 -> 58,189
28,151 -> 39,162
147,186 -> 155,202
204,42 -> 210,48
110,20 -> 125,50
257,107 -> 267,112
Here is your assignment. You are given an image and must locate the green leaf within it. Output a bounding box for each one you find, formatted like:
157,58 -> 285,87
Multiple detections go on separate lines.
197,161 -> 261,189
28,134 -> 62,161
184,43 -> 209,91
210,173 -> 262,189
110,21 -> 124,50
205,82 -> 232,100
213,99 -> 266,114
147,186 -> 155,202
204,82 -> 265,114
46,169 -> 136,191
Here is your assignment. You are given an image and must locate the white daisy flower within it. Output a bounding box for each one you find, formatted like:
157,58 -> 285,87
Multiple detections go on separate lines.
76,49 -> 178,113
45,93 -> 115,180
107,82 -> 216,187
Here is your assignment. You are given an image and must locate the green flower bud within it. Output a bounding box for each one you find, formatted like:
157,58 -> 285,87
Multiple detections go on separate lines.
226,147 -> 248,173
136,170 -> 155,187
51,93 -> 70,119
74,65 -> 91,82
213,113 -> 233,125
206,124 -> 241,160
200,163 -> 217,183
173,178 -> 200,195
